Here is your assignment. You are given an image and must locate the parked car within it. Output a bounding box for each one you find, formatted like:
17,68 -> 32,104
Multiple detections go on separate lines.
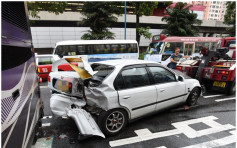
36,54 -> 60,80
49,59 -> 202,139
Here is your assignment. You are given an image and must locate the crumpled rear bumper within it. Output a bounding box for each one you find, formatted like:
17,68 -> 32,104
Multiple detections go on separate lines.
50,94 -> 105,139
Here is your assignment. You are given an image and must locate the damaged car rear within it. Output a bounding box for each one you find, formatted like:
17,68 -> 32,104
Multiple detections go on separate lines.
48,59 -> 202,139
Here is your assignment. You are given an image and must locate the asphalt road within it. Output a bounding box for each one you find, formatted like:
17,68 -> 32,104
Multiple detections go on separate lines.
33,82 -> 236,148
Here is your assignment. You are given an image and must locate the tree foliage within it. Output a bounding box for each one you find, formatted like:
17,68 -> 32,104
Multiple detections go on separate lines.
223,1 -> 236,37
80,2 -> 123,40
27,2 -> 67,19
128,2 -> 158,44
161,2 -> 202,36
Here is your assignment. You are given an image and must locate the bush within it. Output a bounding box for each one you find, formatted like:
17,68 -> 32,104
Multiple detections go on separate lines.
139,52 -> 146,60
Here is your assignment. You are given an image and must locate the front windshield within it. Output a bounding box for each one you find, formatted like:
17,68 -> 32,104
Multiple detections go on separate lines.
227,40 -> 236,47
146,42 -> 164,54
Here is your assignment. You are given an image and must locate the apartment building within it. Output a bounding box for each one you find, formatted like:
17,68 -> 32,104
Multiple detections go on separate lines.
188,1 -> 227,21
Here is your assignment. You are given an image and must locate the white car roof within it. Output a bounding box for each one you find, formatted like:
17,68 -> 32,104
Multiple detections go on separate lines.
93,59 -> 159,67
56,40 -> 138,46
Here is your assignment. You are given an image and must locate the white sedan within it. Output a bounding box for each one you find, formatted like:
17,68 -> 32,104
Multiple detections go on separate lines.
49,59 -> 201,139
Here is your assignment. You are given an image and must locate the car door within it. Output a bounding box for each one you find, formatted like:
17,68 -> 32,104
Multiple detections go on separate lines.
115,65 -> 157,119
147,66 -> 186,111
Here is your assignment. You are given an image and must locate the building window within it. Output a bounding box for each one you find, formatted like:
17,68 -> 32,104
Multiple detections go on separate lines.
211,14 -> 214,17
213,1 -> 216,4
216,10 -> 218,13
216,6 -> 219,8
215,14 -> 218,17
212,6 -> 215,8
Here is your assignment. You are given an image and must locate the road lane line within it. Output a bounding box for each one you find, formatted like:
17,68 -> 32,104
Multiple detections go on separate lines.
172,116 -> 235,138
40,86 -> 48,89
109,116 -> 235,147
215,97 -> 236,102
109,129 -> 181,147
42,116 -> 52,119
155,146 -> 167,148
203,94 -> 223,98
182,131 -> 236,148
42,123 -> 51,127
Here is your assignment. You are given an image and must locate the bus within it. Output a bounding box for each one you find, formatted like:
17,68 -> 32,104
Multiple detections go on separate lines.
144,34 -> 221,66
53,40 -> 139,62
2,2 -> 44,147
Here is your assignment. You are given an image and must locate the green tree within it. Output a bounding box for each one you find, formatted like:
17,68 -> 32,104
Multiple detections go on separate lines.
128,2 -> 158,45
80,2 -> 123,40
161,2 -> 202,36
27,2 -> 67,19
224,2 -> 236,37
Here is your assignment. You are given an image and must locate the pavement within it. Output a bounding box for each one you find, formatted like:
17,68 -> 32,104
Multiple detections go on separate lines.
32,82 -> 236,148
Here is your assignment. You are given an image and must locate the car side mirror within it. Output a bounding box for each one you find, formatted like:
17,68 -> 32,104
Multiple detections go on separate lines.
178,76 -> 184,81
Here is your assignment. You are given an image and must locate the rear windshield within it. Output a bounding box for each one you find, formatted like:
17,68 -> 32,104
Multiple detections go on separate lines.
88,64 -> 114,87
37,57 -> 54,65
91,64 -> 114,79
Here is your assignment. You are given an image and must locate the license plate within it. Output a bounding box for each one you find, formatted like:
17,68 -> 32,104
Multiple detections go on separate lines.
213,81 -> 226,88
56,80 -> 70,92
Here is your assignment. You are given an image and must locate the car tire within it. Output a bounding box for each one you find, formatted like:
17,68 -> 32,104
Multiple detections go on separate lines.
97,109 -> 128,137
227,80 -> 235,95
185,87 -> 200,106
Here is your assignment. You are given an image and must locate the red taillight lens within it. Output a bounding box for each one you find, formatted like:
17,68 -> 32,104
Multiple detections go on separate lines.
217,70 -> 229,75
48,76 -> 51,82
68,82 -> 72,88
177,66 -> 182,70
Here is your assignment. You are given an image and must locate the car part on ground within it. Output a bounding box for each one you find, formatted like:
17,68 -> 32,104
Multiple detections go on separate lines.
50,94 -> 105,139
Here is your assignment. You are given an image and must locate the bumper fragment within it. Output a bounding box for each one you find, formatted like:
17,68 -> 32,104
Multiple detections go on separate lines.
50,94 -> 105,139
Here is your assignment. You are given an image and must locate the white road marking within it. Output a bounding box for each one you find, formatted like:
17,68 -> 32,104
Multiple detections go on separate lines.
40,86 -> 48,89
42,123 -> 51,127
182,130 -> 236,148
31,137 -> 53,148
42,116 -> 52,119
155,146 -> 167,148
109,129 -> 182,147
172,116 -> 235,138
203,94 -> 223,98
109,116 -> 236,147
215,97 -> 236,102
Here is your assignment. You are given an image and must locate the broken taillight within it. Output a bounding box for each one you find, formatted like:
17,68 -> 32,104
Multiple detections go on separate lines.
68,82 -> 72,88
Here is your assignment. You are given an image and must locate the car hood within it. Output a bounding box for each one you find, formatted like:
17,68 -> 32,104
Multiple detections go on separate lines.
172,69 -> 192,79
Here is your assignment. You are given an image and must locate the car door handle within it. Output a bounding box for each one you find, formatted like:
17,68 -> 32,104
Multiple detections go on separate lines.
122,96 -> 131,99
160,89 -> 165,92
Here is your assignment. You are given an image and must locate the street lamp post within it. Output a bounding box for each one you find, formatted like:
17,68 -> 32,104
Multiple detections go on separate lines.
124,1 -> 126,40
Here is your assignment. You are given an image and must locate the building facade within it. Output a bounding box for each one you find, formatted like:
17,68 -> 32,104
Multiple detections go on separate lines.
29,2 -> 230,54
188,1 -> 227,21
